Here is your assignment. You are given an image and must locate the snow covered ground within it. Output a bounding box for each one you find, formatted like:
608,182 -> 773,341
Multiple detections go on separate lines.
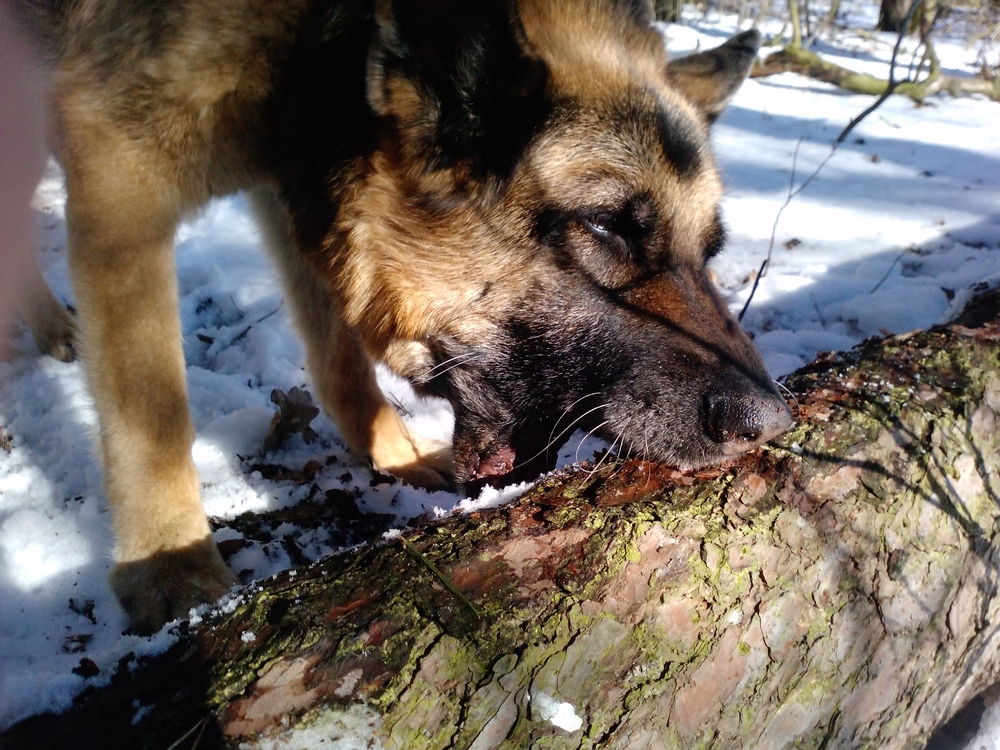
2,10 -> 999,746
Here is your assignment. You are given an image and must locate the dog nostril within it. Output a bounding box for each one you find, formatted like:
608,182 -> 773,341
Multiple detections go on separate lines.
704,393 -> 758,443
703,392 -> 793,445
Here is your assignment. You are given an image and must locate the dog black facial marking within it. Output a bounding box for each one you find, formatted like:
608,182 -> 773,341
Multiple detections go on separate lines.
702,210 -> 727,264
656,105 -> 704,179
534,207 -> 571,251
377,0 -> 552,179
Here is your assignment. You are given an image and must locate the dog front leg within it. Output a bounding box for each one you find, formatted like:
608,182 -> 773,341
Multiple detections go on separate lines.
329,323 -> 453,489
62,133 -> 234,634
251,188 -> 451,489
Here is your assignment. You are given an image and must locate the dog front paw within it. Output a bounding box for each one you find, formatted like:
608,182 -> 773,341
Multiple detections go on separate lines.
369,407 -> 453,490
375,440 -> 453,490
110,537 -> 236,635
382,458 -> 452,491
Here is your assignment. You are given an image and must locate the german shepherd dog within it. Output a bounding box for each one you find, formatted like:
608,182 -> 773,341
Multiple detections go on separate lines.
13,0 -> 791,633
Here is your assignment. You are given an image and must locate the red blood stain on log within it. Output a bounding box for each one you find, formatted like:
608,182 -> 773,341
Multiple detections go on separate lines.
471,444 -> 517,479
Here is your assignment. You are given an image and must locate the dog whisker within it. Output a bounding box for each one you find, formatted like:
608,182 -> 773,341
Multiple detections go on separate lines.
630,429 -> 655,492
604,432 -> 630,482
545,392 -> 603,450
426,351 -> 478,374
576,419 -> 612,467
581,423 -> 621,479
775,380 -> 800,411
422,352 -> 480,381
514,401 -> 611,472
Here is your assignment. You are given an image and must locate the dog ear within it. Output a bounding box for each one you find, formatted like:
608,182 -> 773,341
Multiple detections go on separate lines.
665,29 -> 760,123
368,0 -> 549,177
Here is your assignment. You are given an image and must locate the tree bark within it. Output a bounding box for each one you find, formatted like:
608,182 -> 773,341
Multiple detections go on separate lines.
788,0 -> 804,48
653,0 -> 683,23
3,294 -> 1000,750
877,0 -> 910,33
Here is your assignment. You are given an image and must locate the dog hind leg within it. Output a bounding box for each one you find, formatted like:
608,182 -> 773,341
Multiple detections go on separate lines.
60,114 -> 234,634
16,257 -> 76,362
250,187 -> 452,489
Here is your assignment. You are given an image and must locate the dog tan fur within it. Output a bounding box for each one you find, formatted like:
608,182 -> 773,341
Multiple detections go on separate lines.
13,0 -> 789,633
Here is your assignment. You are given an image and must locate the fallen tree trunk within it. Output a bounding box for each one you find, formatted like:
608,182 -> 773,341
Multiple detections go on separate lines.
3,295 -> 1000,750
752,45 -> 1000,102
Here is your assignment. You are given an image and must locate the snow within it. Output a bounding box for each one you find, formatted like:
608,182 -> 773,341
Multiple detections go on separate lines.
2,10 -> 1000,745
529,691 -> 585,733
246,705 -> 383,750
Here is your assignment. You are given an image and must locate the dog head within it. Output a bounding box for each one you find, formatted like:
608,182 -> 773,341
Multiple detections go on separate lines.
343,0 -> 790,482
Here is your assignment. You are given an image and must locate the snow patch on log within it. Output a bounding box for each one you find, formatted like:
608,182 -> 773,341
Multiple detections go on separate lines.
528,690 -> 584,732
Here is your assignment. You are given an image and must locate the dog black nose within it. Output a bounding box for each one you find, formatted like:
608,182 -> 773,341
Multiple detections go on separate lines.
703,389 -> 793,446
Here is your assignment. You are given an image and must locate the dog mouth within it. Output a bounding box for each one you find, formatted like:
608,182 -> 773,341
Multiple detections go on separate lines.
441,326 -> 793,492
454,420 -> 566,492
463,442 -> 518,480
454,386 -> 793,492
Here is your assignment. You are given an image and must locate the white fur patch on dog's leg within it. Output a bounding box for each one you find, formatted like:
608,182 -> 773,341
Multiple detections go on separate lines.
368,403 -> 452,489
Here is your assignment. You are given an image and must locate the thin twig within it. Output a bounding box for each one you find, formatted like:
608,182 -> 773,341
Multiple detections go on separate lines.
739,138 -> 837,321
809,291 -> 827,325
229,301 -> 284,347
870,248 -> 910,294
739,0 -> 923,321
387,393 -> 412,417
401,536 -> 481,622
738,259 -> 770,321
837,0 -> 924,143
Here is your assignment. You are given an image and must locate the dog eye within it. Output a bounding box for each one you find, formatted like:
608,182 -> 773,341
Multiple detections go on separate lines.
583,212 -> 617,237
581,211 -> 637,262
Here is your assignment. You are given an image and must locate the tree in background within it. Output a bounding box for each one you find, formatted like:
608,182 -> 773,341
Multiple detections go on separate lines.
655,0 -> 684,23
878,0 -> 910,31
749,0 -> 1000,101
